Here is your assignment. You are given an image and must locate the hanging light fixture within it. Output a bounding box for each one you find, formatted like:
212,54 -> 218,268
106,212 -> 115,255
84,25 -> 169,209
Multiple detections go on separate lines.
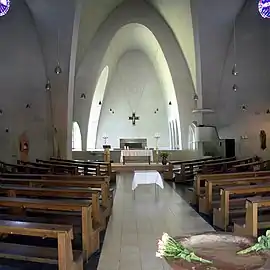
54,28 -> 62,75
54,63 -> 62,75
45,80 -> 51,90
232,84 -> 238,92
193,93 -> 199,101
232,18 -> 238,76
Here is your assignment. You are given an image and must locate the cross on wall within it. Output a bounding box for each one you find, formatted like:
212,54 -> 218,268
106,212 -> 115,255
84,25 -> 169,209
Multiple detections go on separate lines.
129,112 -> 139,126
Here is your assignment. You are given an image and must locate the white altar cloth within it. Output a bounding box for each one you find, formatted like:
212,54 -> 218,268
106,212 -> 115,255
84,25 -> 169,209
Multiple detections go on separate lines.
132,170 -> 164,190
120,149 -> 153,163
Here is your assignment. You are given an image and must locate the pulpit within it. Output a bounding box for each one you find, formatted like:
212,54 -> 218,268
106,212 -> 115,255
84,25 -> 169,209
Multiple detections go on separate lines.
103,145 -> 111,162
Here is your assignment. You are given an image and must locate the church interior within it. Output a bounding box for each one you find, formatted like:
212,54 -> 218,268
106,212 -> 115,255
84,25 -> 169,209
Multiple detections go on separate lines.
1,0 -> 270,269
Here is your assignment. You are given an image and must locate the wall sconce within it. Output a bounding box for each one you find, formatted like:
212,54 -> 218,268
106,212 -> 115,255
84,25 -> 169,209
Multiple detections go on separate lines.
241,105 -> 247,111
193,93 -> 198,101
169,101 -> 172,105
99,101 -> 102,105
80,93 -> 86,99
232,84 -> 238,92
45,80 -> 51,90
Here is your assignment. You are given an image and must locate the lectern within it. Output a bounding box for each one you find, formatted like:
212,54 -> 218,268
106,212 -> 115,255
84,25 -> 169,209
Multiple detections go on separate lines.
103,145 -> 111,162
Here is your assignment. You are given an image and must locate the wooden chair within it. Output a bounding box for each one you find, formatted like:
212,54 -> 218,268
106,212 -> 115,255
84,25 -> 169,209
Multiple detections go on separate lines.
0,220 -> 82,270
213,184 -> 270,230
234,196 -> 270,237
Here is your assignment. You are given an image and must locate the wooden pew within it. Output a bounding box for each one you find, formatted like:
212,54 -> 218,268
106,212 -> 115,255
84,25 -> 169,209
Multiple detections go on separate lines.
199,175 -> 270,215
0,161 -> 50,174
193,170 -> 270,206
0,196 -> 96,260
166,156 -> 222,180
50,158 -> 115,180
234,196 -> 270,237
233,160 -> 270,172
213,183 -> 270,230
37,159 -> 99,176
0,174 -> 112,215
0,220 -> 82,270
174,157 -> 236,183
18,160 -> 77,175
201,157 -> 253,174
0,185 -> 104,229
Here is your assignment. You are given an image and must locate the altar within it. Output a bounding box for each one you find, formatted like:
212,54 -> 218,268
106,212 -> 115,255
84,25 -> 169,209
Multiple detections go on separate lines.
120,149 -> 153,164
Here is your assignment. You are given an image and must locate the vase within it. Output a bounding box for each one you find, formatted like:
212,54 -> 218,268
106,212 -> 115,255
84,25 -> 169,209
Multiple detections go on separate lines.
165,232 -> 270,270
161,157 -> 167,165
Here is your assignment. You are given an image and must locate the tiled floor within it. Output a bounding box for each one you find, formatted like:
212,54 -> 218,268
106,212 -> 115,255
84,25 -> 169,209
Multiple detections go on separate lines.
98,173 -> 214,270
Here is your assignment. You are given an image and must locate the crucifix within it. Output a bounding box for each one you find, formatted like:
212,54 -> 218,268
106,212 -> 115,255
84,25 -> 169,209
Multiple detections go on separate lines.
129,112 -> 139,126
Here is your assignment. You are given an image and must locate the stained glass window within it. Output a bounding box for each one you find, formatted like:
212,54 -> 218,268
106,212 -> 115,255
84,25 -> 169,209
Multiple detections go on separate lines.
258,0 -> 270,18
0,0 -> 10,17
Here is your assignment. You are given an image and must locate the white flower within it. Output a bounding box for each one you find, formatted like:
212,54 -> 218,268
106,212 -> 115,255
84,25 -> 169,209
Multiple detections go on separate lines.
156,252 -> 162,258
161,233 -> 169,244
158,239 -> 165,250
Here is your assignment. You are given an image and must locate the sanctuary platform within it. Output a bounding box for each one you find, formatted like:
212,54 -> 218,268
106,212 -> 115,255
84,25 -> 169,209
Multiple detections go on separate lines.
111,162 -> 169,173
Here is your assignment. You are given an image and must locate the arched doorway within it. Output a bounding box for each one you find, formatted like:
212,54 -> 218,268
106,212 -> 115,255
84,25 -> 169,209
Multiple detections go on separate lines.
72,122 -> 82,151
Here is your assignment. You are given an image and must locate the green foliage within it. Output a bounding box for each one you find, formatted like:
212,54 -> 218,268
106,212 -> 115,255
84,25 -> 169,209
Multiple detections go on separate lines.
160,152 -> 169,158
237,230 -> 270,255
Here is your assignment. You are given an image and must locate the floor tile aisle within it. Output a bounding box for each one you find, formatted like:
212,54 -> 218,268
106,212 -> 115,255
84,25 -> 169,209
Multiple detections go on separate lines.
98,173 -> 214,270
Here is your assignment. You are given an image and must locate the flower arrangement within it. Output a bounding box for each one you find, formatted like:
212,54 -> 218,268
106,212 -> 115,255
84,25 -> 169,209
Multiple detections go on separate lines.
156,233 -> 212,264
237,230 -> 270,255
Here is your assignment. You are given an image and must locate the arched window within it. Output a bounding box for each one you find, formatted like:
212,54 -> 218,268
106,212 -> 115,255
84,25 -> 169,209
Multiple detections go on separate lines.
172,121 -> 176,149
169,122 -> 173,149
72,122 -> 82,151
188,124 -> 196,150
175,120 -> 180,149
87,66 -> 109,149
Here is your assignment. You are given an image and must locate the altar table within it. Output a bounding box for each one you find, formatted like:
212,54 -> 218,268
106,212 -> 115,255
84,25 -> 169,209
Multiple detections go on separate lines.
132,170 -> 164,198
120,149 -> 153,164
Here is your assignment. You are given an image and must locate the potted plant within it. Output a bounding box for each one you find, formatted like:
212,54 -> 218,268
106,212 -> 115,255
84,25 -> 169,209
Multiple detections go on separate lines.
160,152 -> 169,165
156,231 -> 270,269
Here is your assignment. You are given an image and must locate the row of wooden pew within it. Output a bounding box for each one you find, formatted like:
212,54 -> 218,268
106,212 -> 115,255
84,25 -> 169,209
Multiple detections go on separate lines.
167,155 -> 269,183
0,157 -> 114,270
183,157 -> 270,238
